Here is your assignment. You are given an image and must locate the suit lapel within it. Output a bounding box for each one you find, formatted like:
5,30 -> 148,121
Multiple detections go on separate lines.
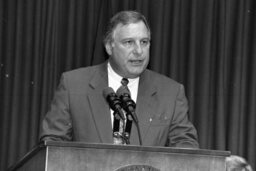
86,65 -> 159,145
87,62 -> 113,143
129,70 -> 158,145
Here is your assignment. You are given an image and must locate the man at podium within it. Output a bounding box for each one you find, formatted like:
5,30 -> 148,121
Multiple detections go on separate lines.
39,10 -> 199,148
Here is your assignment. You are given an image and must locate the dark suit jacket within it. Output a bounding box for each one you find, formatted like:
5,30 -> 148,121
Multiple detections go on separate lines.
40,62 -> 199,148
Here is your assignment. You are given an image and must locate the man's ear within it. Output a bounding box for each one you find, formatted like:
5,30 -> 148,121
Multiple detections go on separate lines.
105,42 -> 113,55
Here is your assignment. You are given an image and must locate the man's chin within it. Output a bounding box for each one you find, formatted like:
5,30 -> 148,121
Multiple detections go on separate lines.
126,70 -> 144,78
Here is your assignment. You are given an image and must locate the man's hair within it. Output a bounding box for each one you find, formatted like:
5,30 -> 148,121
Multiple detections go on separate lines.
103,11 -> 151,45
226,155 -> 253,171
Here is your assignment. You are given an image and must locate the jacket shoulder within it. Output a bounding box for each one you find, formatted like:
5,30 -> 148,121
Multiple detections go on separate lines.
144,69 -> 181,87
62,63 -> 105,81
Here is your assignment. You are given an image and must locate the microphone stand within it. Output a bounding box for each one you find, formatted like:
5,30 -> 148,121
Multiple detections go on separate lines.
134,118 -> 142,146
123,117 -> 131,145
125,113 -> 142,146
113,111 -> 130,145
115,88 -> 142,145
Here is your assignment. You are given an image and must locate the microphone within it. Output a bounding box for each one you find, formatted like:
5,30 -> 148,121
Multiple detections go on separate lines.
103,87 -> 125,121
116,87 -> 138,123
116,87 -> 142,145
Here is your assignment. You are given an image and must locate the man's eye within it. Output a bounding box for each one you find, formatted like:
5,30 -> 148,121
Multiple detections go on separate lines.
141,40 -> 149,46
124,40 -> 134,46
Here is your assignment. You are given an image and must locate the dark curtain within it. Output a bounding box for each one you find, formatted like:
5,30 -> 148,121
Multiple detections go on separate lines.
0,0 -> 255,170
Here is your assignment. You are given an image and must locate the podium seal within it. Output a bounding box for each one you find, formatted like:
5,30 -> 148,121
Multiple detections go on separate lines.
115,164 -> 160,171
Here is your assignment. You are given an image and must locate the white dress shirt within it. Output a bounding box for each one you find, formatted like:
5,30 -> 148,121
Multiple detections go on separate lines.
107,62 -> 139,127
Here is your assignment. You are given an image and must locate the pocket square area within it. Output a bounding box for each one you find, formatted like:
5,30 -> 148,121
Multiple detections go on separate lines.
150,114 -> 171,126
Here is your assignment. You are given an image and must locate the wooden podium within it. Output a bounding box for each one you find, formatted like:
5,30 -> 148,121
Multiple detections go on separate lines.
9,141 -> 230,171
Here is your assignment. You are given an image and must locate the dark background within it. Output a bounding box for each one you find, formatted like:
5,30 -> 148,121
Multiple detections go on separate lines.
0,0 -> 255,170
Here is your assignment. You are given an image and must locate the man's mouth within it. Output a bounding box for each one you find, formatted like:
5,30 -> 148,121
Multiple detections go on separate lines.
130,59 -> 143,65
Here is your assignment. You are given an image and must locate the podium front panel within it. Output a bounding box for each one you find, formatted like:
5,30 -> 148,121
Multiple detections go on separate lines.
9,141 -> 230,171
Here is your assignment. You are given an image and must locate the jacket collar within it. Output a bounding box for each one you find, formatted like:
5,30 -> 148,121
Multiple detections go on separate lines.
88,63 -> 158,145
129,70 -> 158,145
87,61 -> 113,143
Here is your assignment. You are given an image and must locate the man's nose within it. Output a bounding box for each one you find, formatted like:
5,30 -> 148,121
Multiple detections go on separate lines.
133,42 -> 143,55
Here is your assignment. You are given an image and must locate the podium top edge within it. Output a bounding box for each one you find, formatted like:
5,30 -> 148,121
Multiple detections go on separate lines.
8,141 -> 230,171
43,140 -> 230,157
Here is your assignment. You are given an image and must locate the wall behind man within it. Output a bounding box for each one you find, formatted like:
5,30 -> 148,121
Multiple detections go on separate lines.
0,0 -> 255,170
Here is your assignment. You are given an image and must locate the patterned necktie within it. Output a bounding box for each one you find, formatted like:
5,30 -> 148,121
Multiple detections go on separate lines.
118,78 -> 130,95
121,78 -> 129,86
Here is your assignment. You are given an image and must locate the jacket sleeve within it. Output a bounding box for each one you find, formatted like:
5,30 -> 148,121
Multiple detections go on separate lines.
167,84 -> 199,148
39,74 -> 73,142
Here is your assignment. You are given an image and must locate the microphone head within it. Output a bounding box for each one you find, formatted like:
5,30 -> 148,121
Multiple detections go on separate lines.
103,87 -> 125,120
103,87 -> 115,99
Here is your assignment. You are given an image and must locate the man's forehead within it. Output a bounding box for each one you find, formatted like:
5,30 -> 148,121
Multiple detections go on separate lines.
113,21 -> 150,40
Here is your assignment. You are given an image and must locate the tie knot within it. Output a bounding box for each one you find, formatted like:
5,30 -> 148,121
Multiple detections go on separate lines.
121,78 -> 129,86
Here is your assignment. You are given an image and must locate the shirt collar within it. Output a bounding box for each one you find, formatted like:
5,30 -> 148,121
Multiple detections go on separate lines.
107,62 -> 140,85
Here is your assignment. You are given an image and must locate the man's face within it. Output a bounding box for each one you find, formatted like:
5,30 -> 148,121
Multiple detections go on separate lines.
106,21 -> 150,78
